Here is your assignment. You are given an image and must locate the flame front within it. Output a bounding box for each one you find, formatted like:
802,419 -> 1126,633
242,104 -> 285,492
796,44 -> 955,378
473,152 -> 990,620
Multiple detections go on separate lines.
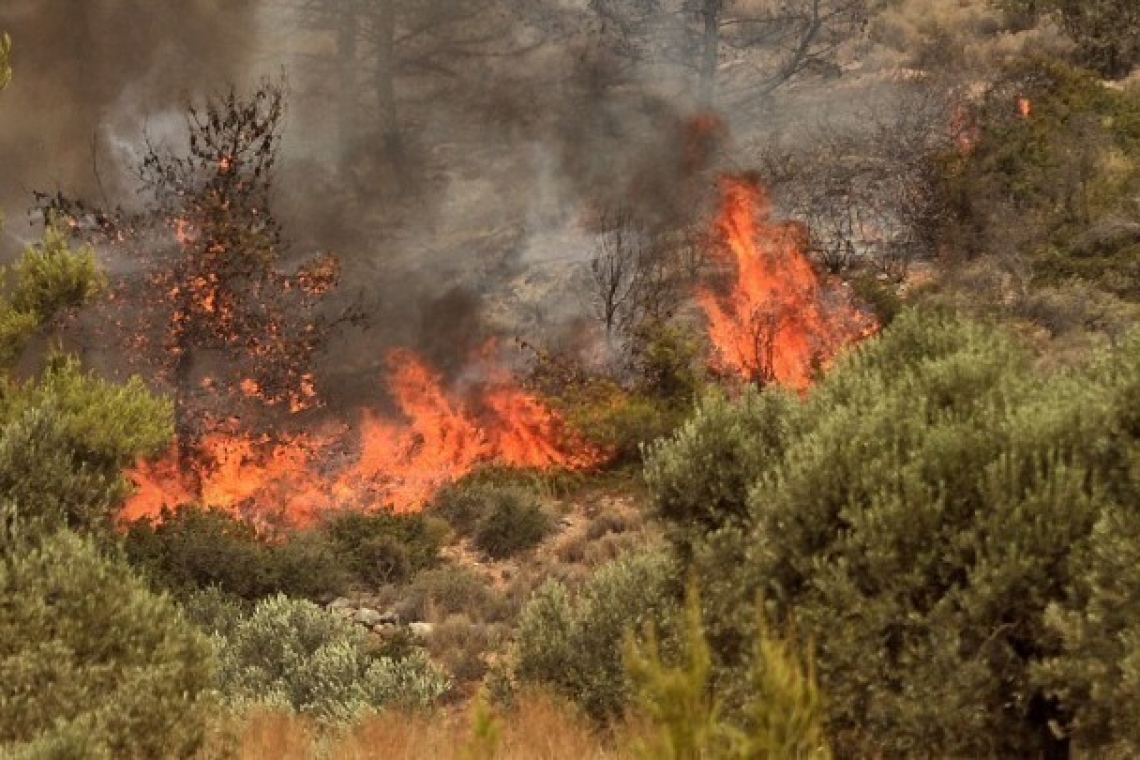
698,176 -> 875,388
123,346 -> 601,525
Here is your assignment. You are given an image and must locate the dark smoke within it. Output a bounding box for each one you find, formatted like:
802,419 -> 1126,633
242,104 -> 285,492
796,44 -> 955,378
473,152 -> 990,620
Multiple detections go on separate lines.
0,0 -> 733,405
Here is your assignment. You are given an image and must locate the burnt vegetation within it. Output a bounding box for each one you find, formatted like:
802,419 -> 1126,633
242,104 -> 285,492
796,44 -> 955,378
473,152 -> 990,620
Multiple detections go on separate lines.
3,0 -> 1140,757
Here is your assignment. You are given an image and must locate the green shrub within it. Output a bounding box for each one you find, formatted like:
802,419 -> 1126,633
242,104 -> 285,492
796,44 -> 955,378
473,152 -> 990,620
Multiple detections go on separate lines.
397,565 -> 511,623
0,529 -> 215,757
429,480 -> 496,535
624,589 -> 831,760
213,594 -> 450,721
569,388 -> 687,467
938,58 -> 1140,299
643,386 -> 801,558
646,309 -> 1140,756
513,551 -> 676,721
629,321 -> 706,404
849,275 -> 903,326
473,489 -> 552,560
124,505 -> 350,601
320,509 -> 445,585
0,358 -> 171,536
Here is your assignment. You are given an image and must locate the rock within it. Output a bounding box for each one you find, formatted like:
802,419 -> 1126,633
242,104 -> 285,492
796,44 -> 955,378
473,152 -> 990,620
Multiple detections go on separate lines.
353,607 -> 384,627
409,621 -> 435,640
378,611 -> 401,626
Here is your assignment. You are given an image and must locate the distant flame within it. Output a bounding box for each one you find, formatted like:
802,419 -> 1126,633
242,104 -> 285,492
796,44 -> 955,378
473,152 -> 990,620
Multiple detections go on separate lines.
1018,96 -> 1031,119
697,176 -> 875,388
122,344 -> 602,525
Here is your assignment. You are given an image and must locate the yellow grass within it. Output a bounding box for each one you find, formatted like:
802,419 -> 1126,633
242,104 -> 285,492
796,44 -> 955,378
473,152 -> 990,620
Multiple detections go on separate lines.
212,691 -> 635,760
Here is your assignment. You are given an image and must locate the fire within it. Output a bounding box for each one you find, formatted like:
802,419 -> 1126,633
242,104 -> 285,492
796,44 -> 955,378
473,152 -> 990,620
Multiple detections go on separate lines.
697,176 -> 875,388
123,344 -> 601,525
1018,95 -> 1031,118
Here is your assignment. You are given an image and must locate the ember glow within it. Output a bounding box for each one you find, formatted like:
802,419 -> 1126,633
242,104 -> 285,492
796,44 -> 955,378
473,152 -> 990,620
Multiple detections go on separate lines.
697,176 -> 876,388
122,345 -> 601,525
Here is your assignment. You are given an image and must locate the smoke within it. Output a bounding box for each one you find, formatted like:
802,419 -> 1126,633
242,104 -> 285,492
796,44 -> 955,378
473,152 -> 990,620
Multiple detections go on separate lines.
0,1 -> 264,243
0,0 -> 951,401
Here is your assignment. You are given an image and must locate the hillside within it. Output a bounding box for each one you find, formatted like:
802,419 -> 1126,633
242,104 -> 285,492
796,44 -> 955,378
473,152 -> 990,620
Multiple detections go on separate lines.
3,0 -> 1140,757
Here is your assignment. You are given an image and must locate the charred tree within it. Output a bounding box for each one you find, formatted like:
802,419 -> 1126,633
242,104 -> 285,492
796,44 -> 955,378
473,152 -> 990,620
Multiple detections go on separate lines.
588,0 -> 867,109
40,83 -> 345,470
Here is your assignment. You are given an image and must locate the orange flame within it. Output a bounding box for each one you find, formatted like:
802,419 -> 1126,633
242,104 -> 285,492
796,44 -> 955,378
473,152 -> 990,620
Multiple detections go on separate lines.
1018,96 -> 1031,119
697,176 -> 875,388
122,345 -> 601,525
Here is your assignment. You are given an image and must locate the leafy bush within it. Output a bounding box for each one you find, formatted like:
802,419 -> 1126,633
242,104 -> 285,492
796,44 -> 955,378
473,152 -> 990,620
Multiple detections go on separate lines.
643,386 -> 801,558
396,565 -> 512,624
124,505 -> 350,601
646,309 -> 1140,756
939,58 -> 1140,299
625,590 -> 831,759
212,594 -> 450,721
320,509 -> 446,586
849,275 -> 903,326
0,358 -> 171,536
473,489 -> 552,559
513,551 -> 676,721
0,529 -> 215,757
574,392 -> 688,467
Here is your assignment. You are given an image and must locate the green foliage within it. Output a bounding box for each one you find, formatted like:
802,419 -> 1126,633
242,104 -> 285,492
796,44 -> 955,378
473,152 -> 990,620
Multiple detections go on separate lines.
849,275 -> 904,326
625,590 -> 726,759
998,0 -> 1140,77
940,58 -> 1140,301
0,358 -> 171,535
429,481 -> 553,559
646,309 -> 1140,756
398,565 -> 511,624
4,354 -> 172,468
572,389 -> 688,467
738,618 -> 831,759
211,594 -> 450,721
626,589 -> 831,760
472,488 -> 552,559
630,321 -> 706,404
460,693 -> 503,760
0,530 -> 215,758
320,509 -> 445,585
0,223 -> 103,369
513,551 -> 676,721
643,386 -> 801,557
124,505 -> 350,601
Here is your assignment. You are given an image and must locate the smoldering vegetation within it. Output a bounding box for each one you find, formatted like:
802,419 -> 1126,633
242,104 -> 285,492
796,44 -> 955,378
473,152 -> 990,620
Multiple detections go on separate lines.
0,0 -> 1058,397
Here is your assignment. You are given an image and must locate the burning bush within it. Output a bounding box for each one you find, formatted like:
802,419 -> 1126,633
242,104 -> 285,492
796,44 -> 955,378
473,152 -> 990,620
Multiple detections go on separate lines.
697,175 -> 877,388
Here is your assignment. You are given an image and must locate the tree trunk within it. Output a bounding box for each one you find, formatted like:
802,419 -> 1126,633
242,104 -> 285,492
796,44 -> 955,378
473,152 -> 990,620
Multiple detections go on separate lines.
336,1 -> 360,173
697,0 -> 722,109
373,0 -> 409,189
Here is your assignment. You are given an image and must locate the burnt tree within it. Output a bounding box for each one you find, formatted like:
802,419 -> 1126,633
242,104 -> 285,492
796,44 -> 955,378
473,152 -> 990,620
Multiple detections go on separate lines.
41,83 -> 343,467
588,0 -> 867,108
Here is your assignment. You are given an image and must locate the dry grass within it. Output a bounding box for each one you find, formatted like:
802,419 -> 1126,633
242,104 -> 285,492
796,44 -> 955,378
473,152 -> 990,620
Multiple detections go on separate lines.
216,691 -> 631,760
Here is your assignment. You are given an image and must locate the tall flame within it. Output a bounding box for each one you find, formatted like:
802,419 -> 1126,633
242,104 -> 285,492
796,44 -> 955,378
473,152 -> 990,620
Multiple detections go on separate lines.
697,176 -> 875,388
122,344 -> 601,525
